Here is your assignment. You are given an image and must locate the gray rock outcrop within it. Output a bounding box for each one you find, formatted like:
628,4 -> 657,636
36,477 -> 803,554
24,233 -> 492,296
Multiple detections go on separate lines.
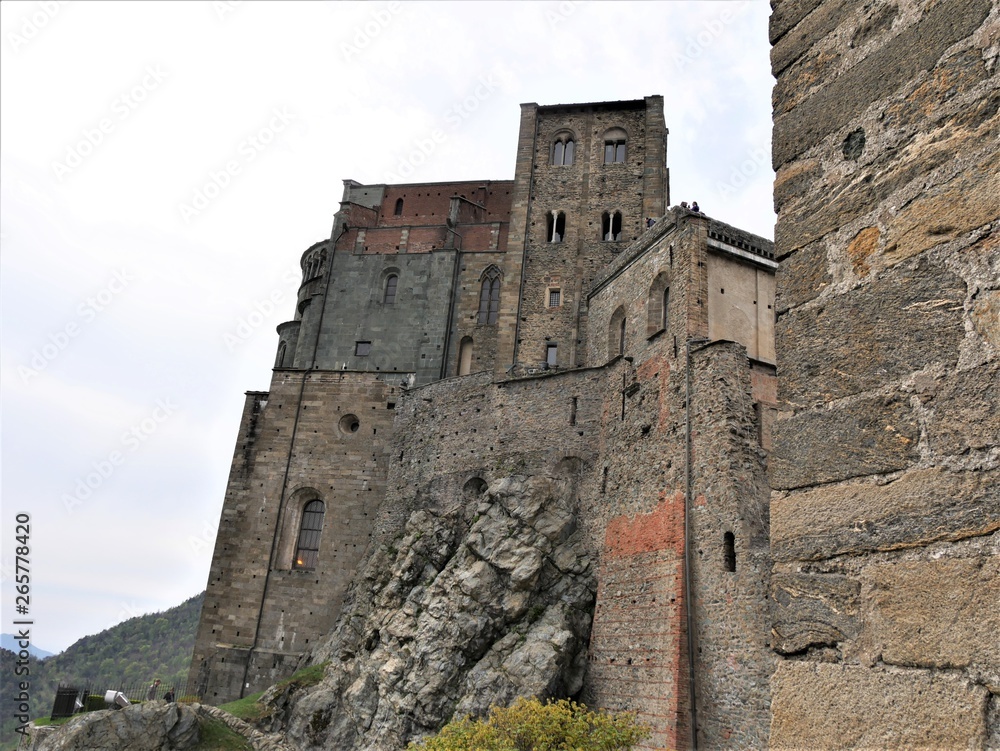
26,701 -> 199,751
267,473 -> 596,750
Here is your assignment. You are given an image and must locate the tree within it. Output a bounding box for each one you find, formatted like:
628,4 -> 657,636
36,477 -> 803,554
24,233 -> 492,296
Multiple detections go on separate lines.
409,697 -> 650,751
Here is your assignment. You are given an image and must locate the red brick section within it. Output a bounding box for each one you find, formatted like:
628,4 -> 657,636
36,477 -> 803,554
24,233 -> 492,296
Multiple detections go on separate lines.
591,491 -> 690,751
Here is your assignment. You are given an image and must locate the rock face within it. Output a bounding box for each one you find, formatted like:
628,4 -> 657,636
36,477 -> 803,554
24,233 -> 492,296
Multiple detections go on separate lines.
265,473 -> 595,751
28,701 -> 199,751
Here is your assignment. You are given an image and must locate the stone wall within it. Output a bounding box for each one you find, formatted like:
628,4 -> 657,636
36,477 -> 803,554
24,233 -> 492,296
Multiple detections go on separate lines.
189,370 -> 402,702
770,0 -> 999,746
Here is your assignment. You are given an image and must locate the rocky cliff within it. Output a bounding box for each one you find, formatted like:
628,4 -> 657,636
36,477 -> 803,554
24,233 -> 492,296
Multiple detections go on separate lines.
260,472 -> 596,750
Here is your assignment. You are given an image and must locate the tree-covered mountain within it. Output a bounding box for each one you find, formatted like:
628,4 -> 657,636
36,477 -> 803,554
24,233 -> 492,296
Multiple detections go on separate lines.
0,592 -> 204,751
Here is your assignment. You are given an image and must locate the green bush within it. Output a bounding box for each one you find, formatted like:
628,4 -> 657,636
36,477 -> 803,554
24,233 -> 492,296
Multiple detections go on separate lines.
409,697 -> 650,751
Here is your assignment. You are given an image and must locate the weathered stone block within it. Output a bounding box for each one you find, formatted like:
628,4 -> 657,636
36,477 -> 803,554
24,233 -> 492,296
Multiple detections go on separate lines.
771,394 -> 919,490
777,257 -> 966,405
772,467 -> 1000,561
770,661 -> 990,750
884,149 -> 1000,266
860,557 -> 1000,671
774,238 -> 830,314
771,0 -> 852,75
769,0 -> 825,44
926,360 -> 1000,457
771,572 -> 860,654
772,0 -> 992,166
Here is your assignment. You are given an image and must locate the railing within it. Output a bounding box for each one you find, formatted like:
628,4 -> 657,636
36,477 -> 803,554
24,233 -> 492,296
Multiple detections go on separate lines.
50,680 -> 186,718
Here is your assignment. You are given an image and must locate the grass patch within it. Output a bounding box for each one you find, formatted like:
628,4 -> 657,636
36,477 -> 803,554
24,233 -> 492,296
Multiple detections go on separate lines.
217,691 -> 266,722
27,716 -> 73,728
193,715 -> 252,751
216,662 -> 328,721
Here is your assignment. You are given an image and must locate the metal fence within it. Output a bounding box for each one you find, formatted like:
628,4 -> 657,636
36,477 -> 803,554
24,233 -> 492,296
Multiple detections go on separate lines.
50,681 -> 181,718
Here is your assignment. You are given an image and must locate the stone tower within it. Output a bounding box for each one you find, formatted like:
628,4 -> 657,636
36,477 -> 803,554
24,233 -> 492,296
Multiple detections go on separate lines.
190,96 -> 777,750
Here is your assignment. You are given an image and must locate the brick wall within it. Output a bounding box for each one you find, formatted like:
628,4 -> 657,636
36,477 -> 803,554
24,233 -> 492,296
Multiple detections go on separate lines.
769,0 -> 999,746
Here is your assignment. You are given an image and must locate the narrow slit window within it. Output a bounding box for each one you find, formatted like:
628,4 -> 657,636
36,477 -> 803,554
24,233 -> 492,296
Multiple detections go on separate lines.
478,267 -> 501,324
547,211 -> 566,243
393,197 -> 404,216
294,500 -> 325,570
384,274 -> 398,304
724,531 -> 736,572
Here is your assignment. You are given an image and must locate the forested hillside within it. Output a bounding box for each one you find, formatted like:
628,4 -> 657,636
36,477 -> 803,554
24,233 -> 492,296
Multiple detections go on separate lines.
0,592 -> 203,751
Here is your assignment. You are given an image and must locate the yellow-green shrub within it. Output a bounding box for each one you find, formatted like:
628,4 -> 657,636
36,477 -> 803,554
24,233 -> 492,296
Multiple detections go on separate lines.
409,696 -> 650,751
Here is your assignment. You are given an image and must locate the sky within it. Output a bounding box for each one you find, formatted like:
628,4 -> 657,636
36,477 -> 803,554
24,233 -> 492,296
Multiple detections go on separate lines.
0,0 -> 775,654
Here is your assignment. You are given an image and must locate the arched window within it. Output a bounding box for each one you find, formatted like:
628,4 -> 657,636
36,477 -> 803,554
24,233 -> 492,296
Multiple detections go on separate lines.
609,306 -> 627,359
602,211 -> 623,241
393,197 -> 404,216
293,500 -> 325,570
276,343 -> 287,368
458,337 -> 474,375
603,127 -> 627,163
647,271 -> 670,336
384,274 -> 398,304
546,211 -> 566,243
478,267 -> 501,324
552,133 -> 575,166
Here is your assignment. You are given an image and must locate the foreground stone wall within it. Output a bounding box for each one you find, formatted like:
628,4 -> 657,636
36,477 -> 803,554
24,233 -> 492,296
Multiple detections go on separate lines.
770,0 -> 999,746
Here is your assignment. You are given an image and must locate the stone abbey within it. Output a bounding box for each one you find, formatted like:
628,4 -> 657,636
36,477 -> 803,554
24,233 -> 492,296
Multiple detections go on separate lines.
190,96 -> 779,749
190,1 -> 999,738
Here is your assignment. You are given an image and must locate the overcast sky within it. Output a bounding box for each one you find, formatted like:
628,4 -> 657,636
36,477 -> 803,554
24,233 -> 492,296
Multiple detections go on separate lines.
1,0 -> 775,654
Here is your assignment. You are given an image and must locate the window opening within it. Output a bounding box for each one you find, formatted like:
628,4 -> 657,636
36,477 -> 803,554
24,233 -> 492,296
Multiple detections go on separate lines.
458,337 -> 474,376
355,341 -> 371,356
478,267 -> 501,324
662,287 -> 670,330
602,211 -> 623,241
570,396 -> 578,426
604,140 -> 626,163
546,343 -> 558,368
384,274 -> 398,305
619,317 -> 626,354
548,288 -> 561,307
547,211 -> 566,243
276,343 -> 286,368
294,500 -> 325,570
393,197 -> 404,216
724,531 -> 736,572
552,136 -> 575,166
